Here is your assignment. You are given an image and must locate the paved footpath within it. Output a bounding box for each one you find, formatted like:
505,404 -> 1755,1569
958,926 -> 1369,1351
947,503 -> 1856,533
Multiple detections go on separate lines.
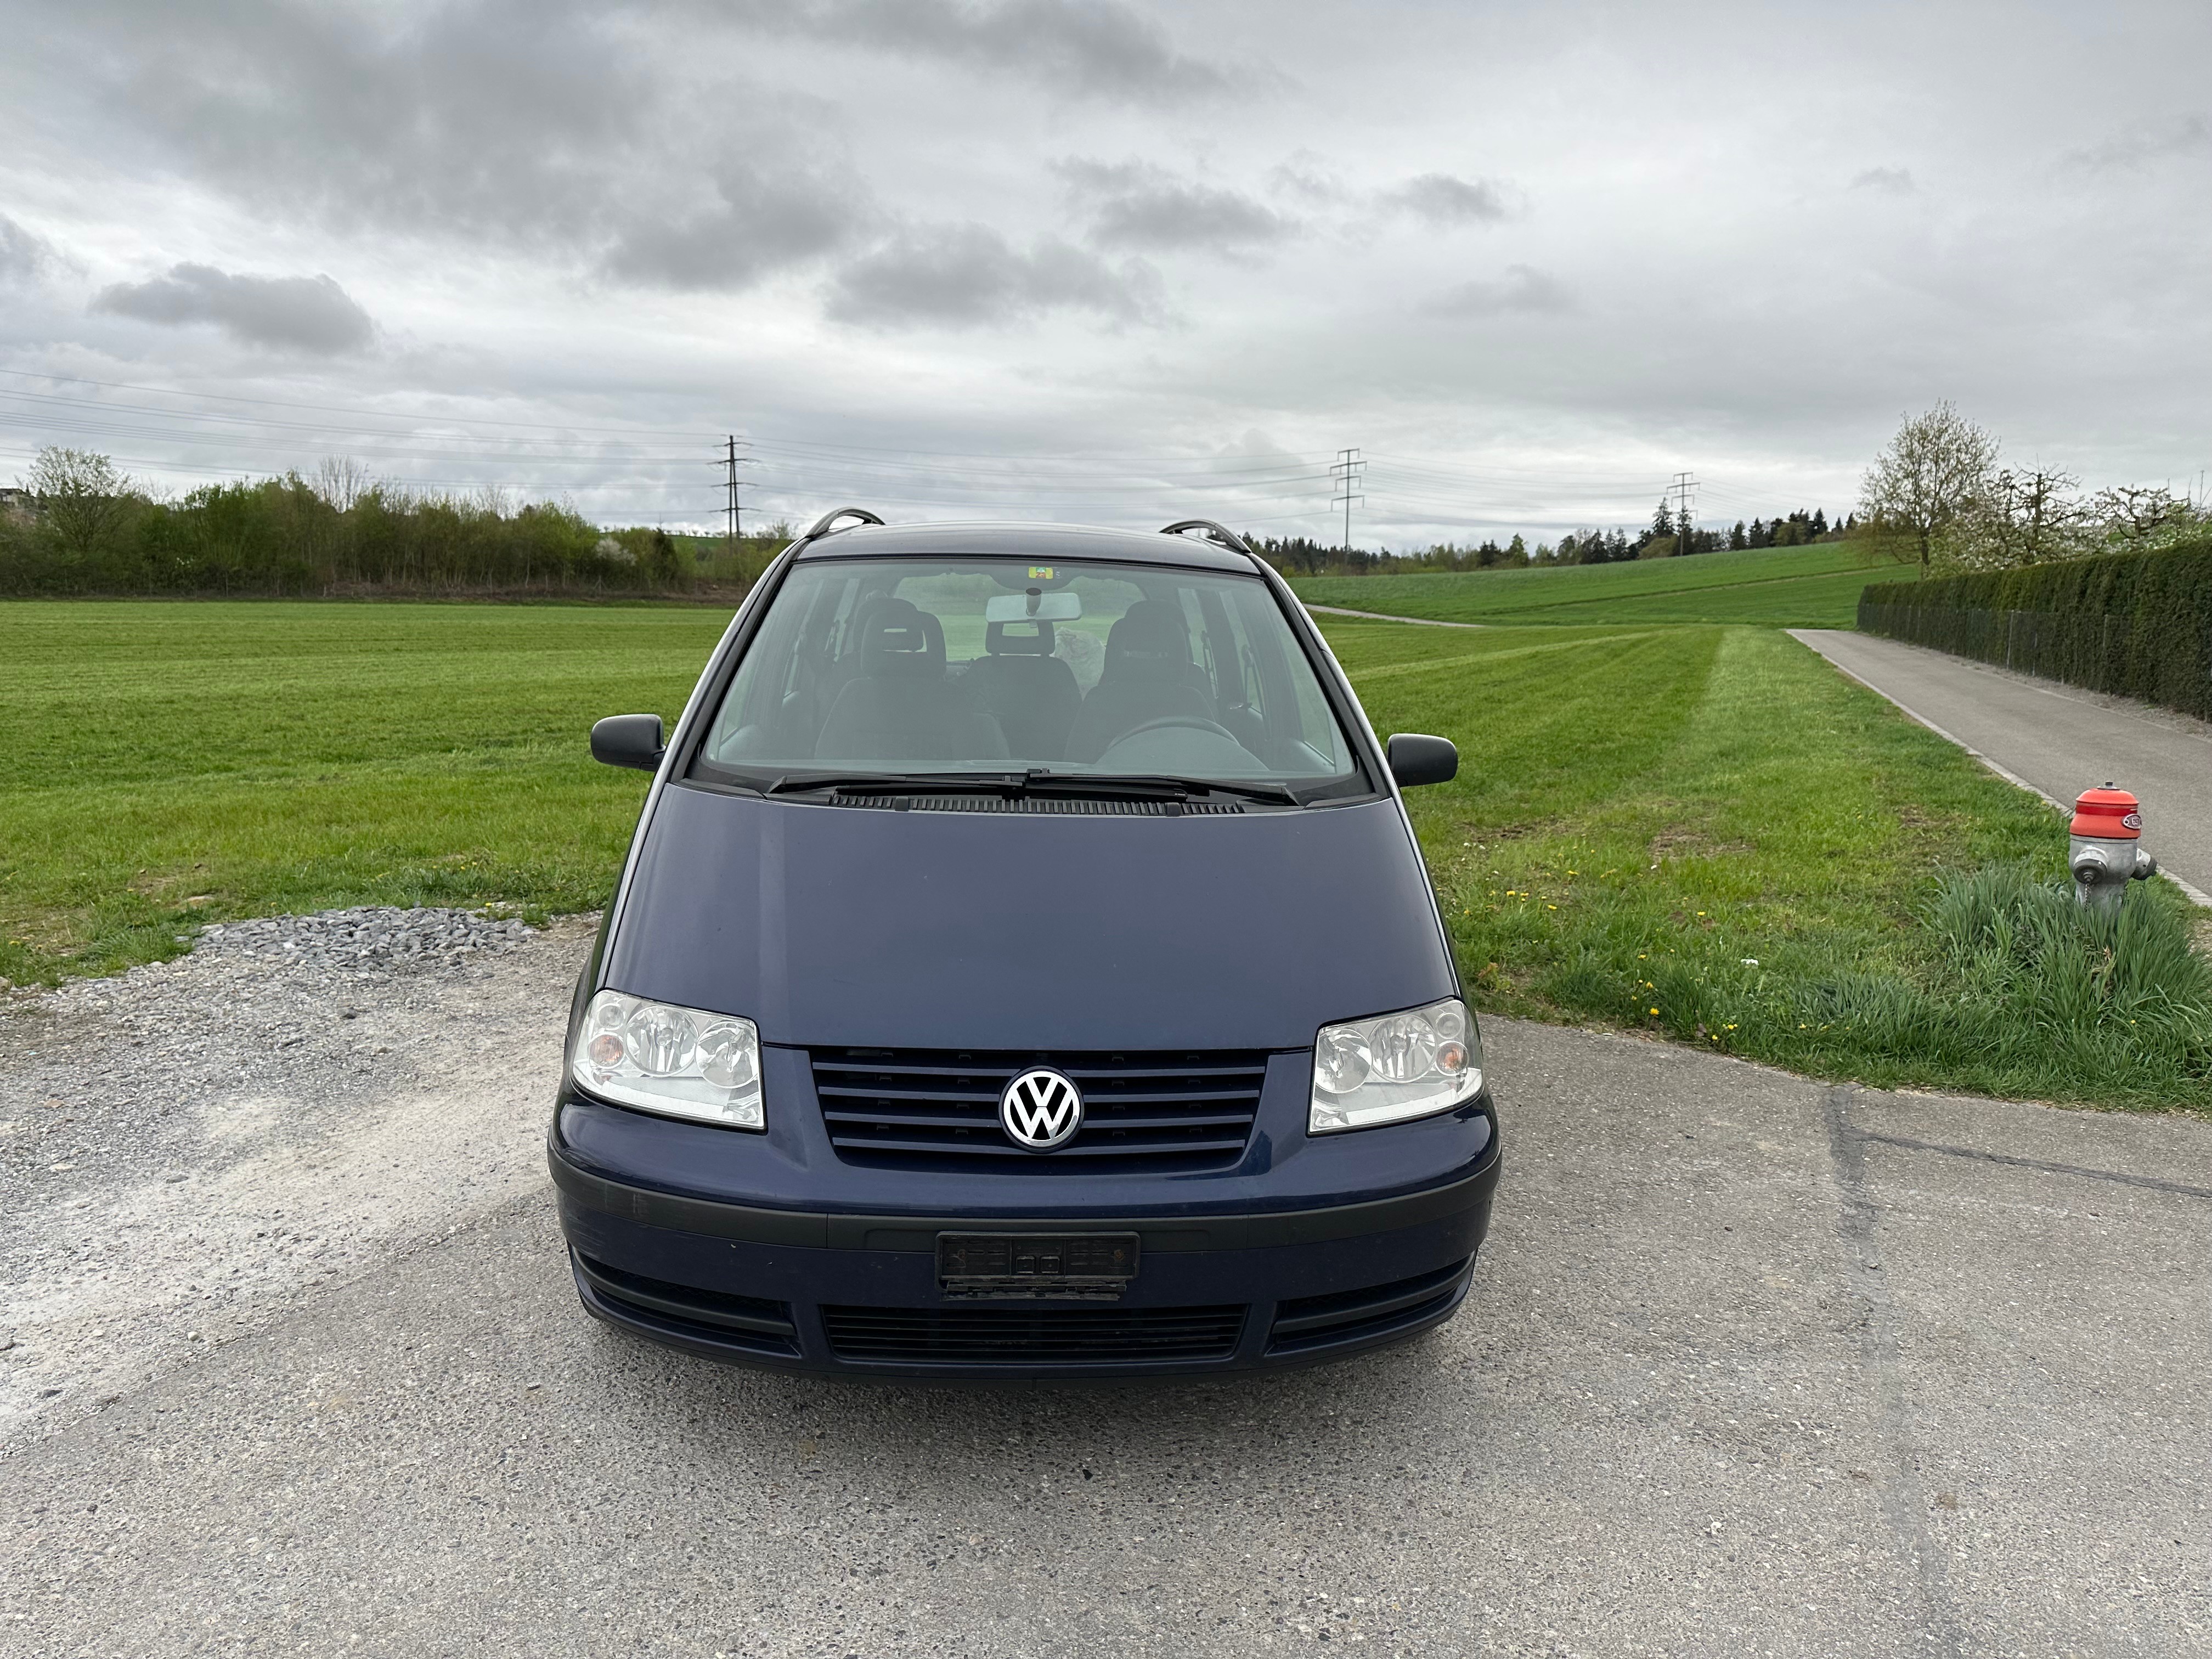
1793,629 -> 2212,903
4,923 -> 2209,1656
1304,603 -> 1486,628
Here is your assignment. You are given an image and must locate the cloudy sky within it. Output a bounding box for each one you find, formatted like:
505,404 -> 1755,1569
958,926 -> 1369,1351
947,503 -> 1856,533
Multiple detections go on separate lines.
2,0 -> 2207,546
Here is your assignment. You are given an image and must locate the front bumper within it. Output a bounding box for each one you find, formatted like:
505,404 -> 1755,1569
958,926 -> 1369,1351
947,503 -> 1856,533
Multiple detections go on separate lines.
550,1142 -> 1502,1379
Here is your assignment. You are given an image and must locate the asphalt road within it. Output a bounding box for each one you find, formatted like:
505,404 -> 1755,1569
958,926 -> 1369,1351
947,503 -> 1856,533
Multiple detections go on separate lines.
5,924 -> 2208,1657
1793,629 -> 2212,903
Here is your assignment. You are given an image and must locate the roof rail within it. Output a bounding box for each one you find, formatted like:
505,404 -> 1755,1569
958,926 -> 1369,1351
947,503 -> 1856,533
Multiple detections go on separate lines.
1159,519 -> 1255,556
799,506 -> 885,541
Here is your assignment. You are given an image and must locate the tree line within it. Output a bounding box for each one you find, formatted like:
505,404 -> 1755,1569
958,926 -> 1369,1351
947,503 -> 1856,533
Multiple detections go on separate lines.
0,448 -> 789,597
1854,403 -> 2209,576
1249,501 -> 1848,578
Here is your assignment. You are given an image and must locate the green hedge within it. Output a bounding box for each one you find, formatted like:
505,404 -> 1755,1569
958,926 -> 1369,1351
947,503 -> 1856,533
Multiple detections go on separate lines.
1858,538 -> 2212,719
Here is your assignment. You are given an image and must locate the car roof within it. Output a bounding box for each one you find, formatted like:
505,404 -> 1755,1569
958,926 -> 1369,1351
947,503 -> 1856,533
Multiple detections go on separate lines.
788,519 -> 1261,574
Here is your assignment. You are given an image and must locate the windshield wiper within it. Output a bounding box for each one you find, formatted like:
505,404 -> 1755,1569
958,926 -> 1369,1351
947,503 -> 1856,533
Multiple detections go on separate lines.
761,769 -> 1305,806
765,771 -> 1024,797
1025,771 -> 1304,806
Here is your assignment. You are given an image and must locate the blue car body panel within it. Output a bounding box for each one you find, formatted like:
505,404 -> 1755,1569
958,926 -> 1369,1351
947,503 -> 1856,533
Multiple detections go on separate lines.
606,787 -> 1455,1053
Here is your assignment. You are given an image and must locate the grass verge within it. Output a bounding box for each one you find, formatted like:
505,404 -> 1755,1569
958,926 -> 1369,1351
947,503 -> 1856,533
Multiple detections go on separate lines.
1295,543 -> 1889,628
1324,618 -> 2211,1110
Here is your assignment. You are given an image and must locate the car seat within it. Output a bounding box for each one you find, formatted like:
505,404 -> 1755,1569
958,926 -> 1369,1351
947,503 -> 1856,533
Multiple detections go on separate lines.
961,620 -> 1082,763
1064,599 -> 1218,763
815,599 -> 1009,763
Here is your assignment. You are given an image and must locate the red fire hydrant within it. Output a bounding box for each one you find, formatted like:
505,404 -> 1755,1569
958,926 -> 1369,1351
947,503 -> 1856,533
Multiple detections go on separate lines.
2070,784 -> 2156,915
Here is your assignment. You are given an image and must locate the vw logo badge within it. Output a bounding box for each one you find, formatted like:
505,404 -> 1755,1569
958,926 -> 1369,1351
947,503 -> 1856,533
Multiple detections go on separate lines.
1000,1068 -> 1084,1152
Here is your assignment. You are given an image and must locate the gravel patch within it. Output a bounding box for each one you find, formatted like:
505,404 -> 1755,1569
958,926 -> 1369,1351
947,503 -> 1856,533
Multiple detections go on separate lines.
191,906 -> 540,972
0,906 -> 596,1448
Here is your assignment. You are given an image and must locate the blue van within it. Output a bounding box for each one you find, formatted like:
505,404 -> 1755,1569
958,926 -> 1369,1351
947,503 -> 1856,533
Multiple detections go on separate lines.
551,513 -> 1500,1376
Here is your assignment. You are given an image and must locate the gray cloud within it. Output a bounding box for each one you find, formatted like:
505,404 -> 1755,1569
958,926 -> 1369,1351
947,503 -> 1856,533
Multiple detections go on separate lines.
81,0 -> 869,294
824,224 -> 1161,326
2062,114 -> 2210,171
1390,173 -> 1513,227
1267,155 -> 1345,205
1850,166 -> 1916,195
1423,265 -> 1573,318
726,0 -> 1228,100
1058,160 -> 1294,256
601,164 -> 872,290
0,215 -> 60,284
92,263 -> 376,353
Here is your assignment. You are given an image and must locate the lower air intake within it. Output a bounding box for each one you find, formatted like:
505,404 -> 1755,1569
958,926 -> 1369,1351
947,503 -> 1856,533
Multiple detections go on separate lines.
822,1303 -> 1245,1364
1265,1257 -> 1472,1355
574,1252 -> 800,1358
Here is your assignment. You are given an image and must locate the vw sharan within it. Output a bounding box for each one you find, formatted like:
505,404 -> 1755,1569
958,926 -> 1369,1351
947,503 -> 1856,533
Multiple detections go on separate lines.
550,512 -> 1502,1377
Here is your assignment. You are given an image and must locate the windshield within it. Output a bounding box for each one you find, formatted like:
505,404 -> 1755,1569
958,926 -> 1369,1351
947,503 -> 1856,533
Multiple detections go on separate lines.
693,555 -> 1363,794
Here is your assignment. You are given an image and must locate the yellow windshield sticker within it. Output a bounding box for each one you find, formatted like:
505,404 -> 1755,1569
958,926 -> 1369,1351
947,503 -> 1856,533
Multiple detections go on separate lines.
1028,566 -> 1054,579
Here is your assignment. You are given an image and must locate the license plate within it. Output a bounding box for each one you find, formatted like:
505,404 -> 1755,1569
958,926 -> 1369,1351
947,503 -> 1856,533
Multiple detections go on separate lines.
936,1232 -> 1139,1301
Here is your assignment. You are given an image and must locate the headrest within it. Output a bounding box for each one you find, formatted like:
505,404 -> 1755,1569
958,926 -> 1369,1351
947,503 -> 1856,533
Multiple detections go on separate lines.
859,598 -> 946,678
985,619 -> 1056,656
1103,600 -> 1189,680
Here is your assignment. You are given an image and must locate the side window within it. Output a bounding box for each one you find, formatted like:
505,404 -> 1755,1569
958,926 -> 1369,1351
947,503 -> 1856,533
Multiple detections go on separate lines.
1200,588 -> 1262,720
702,570 -> 859,761
1289,654 -> 1343,766
1177,589 -> 1215,697
1059,575 -> 1142,695
1232,585 -> 1346,771
894,572 -> 997,663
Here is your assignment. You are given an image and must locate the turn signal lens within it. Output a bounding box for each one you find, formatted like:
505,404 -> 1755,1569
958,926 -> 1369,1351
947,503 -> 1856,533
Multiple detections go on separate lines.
1309,997 -> 1483,1135
570,990 -> 764,1130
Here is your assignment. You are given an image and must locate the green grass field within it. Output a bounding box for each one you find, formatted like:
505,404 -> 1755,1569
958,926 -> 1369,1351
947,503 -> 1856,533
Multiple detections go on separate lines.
0,602 -> 720,982
1293,543 -> 1889,628
3,598 -> 2204,1108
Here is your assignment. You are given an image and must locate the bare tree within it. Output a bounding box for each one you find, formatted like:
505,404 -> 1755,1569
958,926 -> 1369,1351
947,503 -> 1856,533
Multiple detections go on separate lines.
1856,403 -> 1999,577
21,446 -> 133,564
2089,483 -> 2198,550
311,454 -> 375,512
1951,465 -> 2089,569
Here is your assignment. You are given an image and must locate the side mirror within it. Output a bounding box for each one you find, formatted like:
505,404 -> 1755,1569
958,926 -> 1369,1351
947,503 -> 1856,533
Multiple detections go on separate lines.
1386,733 -> 1457,789
591,713 -> 665,772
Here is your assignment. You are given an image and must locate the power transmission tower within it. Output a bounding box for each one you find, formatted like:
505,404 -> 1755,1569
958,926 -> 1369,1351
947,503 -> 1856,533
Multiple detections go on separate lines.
1669,470 -> 1699,551
723,436 -> 744,543
1330,448 -> 1366,555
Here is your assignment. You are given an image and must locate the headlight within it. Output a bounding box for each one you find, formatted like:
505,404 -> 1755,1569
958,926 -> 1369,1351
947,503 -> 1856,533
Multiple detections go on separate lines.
569,990 -> 764,1130
1309,997 -> 1482,1133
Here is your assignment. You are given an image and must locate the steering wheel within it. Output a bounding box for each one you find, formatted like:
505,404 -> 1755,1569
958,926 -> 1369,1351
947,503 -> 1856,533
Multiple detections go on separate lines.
1107,714 -> 1244,747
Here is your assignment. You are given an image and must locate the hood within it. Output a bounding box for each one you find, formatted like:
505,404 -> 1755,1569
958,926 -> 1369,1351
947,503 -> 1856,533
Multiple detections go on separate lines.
603,783 -> 1457,1052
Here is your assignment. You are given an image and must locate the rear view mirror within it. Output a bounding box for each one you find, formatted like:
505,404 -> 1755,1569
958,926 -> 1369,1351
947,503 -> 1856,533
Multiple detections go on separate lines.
1386,733 -> 1457,788
984,591 -> 1084,623
591,713 -> 665,772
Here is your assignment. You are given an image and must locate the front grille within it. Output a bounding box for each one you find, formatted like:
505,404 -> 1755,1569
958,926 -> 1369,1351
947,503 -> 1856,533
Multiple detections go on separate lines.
810,1047 -> 1268,1172
823,1303 -> 1245,1364
574,1252 -> 800,1357
1265,1257 -> 1472,1356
